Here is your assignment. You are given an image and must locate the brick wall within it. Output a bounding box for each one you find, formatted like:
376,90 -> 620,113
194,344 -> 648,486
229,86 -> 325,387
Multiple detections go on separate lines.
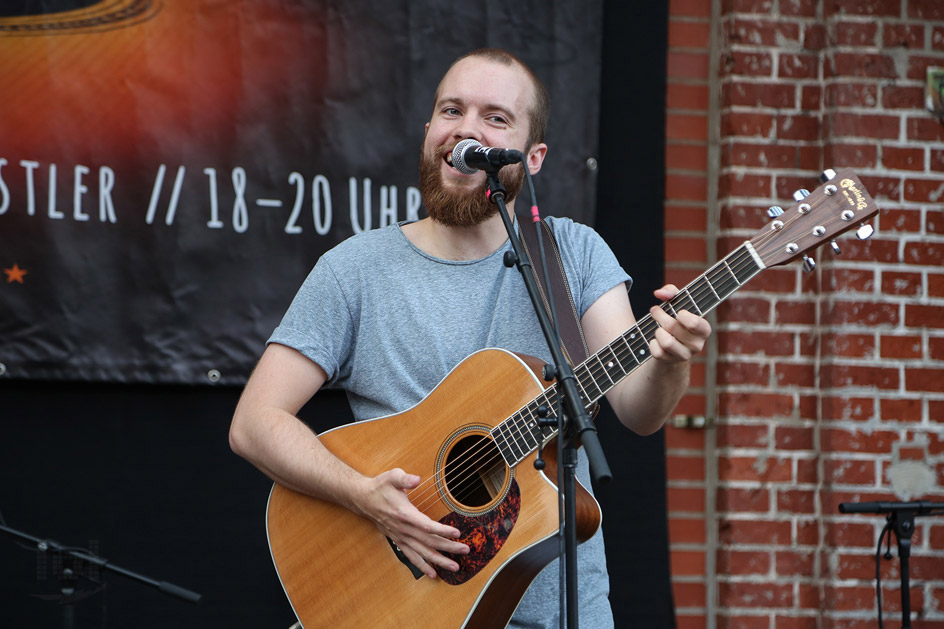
664,1 -> 944,627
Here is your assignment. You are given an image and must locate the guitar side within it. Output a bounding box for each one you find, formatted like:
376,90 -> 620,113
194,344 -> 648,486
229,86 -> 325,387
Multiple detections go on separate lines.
266,348 -> 602,628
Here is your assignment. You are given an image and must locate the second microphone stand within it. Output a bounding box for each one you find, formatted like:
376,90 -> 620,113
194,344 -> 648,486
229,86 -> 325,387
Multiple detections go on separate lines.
484,167 -> 611,629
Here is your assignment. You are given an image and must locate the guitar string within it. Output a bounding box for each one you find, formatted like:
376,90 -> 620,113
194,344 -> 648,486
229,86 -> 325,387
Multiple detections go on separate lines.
407,234 -> 777,513
405,243 -> 762,514
407,242 -> 770,515
406,192 -> 845,515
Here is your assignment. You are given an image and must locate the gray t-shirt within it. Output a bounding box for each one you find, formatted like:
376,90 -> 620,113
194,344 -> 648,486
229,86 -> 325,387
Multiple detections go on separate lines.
270,216 -> 631,628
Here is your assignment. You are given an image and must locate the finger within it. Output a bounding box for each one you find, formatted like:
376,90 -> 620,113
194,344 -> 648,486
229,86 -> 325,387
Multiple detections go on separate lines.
653,283 -> 680,300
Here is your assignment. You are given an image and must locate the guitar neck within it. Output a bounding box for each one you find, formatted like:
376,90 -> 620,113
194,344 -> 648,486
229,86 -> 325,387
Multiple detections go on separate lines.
490,241 -> 766,467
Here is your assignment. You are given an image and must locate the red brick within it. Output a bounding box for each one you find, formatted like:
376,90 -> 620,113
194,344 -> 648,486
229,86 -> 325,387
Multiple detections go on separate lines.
835,21 -> 878,46
931,337 -> 944,360
665,424 -> 707,450
719,582 -> 794,608
779,53 -> 820,79
824,459 -> 876,484
722,112 -> 775,138
719,171 -> 772,197
718,392 -> 796,418
716,297 -> 772,323
720,455 -> 793,482
822,333 -> 875,359
716,614 -> 769,629
669,21 -> 712,48
668,486 -> 707,513
672,580 -> 707,607
667,83 -> 711,111
719,517 -> 792,545
776,550 -> 815,577
668,51 -> 712,80
880,335 -> 922,359
722,51 -> 774,77
882,272 -> 921,298
929,209 -> 944,234
718,487 -> 771,512
670,516 -> 707,544
804,23 -> 827,50
933,150 -> 944,172
829,52 -> 897,79
824,142 -> 878,168
828,112 -> 900,140
800,85 -> 822,110
824,0 -> 901,18
906,367 -> 944,393
666,174 -> 710,202
774,301 -> 815,325
722,140 -> 801,168
883,23 -> 923,48
717,330 -> 795,356
820,428 -> 899,453
716,423 -> 769,448
904,179 -> 944,204
909,0 -> 944,19
775,363 -> 817,388
676,614 -> 708,629
880,207 -> 921,233
905,304 -> 944,327
667,144 -> 709,171
668,113 -> 709,142
820,364 -> 900,390
879,398 -> 923,422
835,552 -> 899,580
718,361 -> 771,386
777,113 -> 821,141
882,146 -> 924,171
727,18 -> 801,46
908,117 -> 944,142
908,55 -> 944,80
822,301 -> 899,326
882,85 -> 924,109
825,521 -> 881,548
778,489 -> 816,514
825,83 -> 878,107
932,273 -> 944,297
775,426 -> 814,450
821,396 -> 875,421
718,549 -> 771,575
935,26 -> 944,52
671,549 -> 707,576
671,0 -> 713,18
751,268 -> 801,294
776,616 -> 818,629
667,454 -> 707,481
780,0 -> 817,17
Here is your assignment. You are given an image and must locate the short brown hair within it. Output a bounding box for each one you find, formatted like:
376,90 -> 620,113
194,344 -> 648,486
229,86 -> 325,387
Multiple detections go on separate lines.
435,48 -> 550,150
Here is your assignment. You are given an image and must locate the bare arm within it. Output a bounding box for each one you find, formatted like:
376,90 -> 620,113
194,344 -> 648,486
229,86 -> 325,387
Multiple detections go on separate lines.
229,343 -> 468,577
580,283 -> 711,435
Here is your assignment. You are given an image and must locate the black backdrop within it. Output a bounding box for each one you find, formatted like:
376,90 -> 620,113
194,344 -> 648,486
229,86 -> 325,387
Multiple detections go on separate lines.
0,2 -> 674,627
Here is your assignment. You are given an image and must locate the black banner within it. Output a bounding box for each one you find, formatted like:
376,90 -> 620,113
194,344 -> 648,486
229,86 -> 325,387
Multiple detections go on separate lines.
0,0 -> 603,384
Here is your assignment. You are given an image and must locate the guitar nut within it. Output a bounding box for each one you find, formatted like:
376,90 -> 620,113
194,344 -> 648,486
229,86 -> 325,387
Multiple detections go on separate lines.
786,243 -> 799,253
813,225 -> 826,236
798,203 -> 811,214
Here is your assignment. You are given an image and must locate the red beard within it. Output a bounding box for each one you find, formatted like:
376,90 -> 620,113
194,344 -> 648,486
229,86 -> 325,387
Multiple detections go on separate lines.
419,144 -> 525,228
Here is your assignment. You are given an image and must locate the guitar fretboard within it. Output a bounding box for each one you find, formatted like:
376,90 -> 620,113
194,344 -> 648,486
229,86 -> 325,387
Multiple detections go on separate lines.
490,242 -> 765,467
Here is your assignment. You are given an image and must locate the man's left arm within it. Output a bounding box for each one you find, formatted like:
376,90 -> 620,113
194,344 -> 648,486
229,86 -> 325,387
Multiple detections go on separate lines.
580,283 -> 712,435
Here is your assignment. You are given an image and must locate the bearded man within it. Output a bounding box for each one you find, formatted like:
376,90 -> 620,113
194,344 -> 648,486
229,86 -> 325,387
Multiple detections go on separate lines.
230,48 -> 710,628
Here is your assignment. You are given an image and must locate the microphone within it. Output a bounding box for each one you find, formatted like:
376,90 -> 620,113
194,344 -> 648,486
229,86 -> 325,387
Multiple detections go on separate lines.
451,139 -> 523,174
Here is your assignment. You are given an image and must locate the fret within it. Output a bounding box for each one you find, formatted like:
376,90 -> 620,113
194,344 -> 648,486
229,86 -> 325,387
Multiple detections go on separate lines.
513,413 -> 539,450
623,326 -> 649,364
671,289 -> 700,316
732,244 -> 763,285
688,276 -> 720,313
498,421 -> 524,461
577,363 -> 604,403
590,352 -> 616,389
509,415 -> 536,454
491,425 -> 515,466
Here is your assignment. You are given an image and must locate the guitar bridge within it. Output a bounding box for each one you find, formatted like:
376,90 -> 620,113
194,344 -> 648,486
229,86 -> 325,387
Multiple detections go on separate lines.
386,537 -> 424,580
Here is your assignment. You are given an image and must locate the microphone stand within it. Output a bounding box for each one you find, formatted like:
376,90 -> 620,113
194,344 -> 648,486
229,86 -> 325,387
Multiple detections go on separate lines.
838,501 -> 944,628
1,521 -> 201,629
484,167 -> 611,629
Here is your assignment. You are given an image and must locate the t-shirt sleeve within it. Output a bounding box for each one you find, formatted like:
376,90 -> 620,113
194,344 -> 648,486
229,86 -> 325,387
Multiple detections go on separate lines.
546,216 -> 632,316
267,255 -> 355,385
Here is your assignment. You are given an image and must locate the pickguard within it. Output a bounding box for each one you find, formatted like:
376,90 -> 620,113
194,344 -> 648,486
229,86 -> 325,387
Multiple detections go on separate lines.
435,479 -> 521,585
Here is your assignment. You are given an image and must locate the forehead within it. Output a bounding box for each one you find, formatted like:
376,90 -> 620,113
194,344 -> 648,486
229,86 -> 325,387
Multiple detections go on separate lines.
435,56 -> 535,115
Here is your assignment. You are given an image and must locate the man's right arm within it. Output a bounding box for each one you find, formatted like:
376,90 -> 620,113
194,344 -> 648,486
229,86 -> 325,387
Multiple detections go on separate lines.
228,342 -> 468,577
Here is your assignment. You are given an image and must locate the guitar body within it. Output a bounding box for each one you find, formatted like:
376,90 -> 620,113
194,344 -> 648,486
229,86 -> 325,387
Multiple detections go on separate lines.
266,348 -> 602,628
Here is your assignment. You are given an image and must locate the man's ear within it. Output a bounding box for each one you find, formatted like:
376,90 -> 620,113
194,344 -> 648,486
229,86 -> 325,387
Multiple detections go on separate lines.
526,143 -> 548,176
424,122 -> 429,135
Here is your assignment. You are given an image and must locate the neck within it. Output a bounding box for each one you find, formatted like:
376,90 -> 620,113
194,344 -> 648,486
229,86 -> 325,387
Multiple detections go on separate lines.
404,200 -> 517,261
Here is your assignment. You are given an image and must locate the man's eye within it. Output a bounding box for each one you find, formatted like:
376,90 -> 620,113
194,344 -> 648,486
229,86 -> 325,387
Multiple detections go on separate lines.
444,107 -> 461,116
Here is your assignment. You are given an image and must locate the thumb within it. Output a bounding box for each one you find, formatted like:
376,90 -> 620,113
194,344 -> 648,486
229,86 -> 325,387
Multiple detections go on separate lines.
390,468 -> 421,490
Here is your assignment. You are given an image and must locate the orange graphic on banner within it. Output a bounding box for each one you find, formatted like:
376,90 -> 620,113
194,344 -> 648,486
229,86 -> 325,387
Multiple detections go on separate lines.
3,264 -> 28,284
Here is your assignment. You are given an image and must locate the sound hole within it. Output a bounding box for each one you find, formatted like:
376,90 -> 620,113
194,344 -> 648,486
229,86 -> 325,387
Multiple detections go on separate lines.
443,434 -> 508,509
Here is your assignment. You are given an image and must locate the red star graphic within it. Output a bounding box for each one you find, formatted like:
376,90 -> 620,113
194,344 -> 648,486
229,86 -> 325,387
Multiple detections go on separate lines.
4,264 -> 28,284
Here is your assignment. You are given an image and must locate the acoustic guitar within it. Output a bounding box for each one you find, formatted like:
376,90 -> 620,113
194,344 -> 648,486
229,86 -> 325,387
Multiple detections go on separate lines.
266,168 -> 878,627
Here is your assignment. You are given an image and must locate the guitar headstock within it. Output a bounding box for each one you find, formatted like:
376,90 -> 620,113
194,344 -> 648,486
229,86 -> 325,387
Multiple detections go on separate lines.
749,168 -> 879,269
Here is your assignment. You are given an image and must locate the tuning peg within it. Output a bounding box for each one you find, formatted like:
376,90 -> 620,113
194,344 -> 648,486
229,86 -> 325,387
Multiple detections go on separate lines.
802,255 -> 816,272
793,189 -> 811,201
820,169 -> 837,183
829,241 -> 841,255
767,205 -> 784,218
856,224 -> 875,240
